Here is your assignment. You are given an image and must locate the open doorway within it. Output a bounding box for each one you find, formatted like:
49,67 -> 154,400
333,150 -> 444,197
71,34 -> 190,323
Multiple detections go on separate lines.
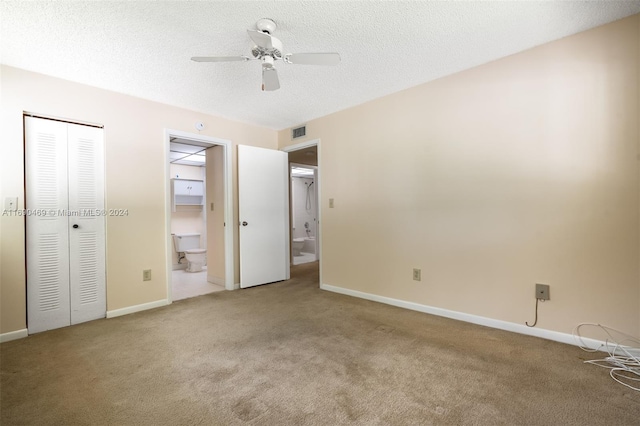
168,141 -> 223,300
290,163 -> 317,265
284,140 -> 321,270
164,129 -> 234,303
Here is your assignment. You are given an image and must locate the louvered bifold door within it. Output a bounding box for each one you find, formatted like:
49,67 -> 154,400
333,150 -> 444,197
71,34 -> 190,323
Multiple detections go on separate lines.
67,124 -> 106,325
26,117 -> 71,333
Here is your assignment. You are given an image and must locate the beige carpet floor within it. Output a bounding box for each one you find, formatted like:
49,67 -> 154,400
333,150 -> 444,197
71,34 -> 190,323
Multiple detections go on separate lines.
1,262 -> 639,425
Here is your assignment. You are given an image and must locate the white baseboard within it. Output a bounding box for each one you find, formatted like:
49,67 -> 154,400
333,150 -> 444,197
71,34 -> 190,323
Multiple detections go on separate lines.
320,283 -> 612,351
0,328 -> 28,343
234,283 -> 240,290
106,299 -> 169,319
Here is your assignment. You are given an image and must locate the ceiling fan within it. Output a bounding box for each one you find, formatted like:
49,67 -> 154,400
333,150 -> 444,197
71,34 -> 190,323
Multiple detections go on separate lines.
191,18 -> 341,91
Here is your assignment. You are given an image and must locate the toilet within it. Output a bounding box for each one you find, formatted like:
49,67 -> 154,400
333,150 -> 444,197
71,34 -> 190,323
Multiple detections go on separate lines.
173,233 -> 207,272
292,238 -> 305,256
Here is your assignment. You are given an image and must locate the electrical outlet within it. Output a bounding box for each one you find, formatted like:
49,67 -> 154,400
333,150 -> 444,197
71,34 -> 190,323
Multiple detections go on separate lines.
143,269 -> 152,281
413,268 -> 421,281
535,283 -> 550,300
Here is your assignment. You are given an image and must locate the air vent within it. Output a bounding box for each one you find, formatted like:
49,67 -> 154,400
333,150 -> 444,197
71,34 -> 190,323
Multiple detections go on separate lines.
292,125 -> 306,139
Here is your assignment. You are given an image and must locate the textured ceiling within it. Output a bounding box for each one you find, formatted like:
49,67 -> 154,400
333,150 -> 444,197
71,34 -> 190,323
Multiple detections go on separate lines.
2,1 -> 639,130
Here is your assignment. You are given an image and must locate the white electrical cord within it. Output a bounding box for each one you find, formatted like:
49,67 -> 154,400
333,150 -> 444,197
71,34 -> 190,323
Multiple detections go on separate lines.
573,323 -> 640,392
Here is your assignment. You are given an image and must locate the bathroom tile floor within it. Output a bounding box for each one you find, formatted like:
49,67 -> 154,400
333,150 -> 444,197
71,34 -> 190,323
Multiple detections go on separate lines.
172,267 -> 225,301
293,252 -> 316,265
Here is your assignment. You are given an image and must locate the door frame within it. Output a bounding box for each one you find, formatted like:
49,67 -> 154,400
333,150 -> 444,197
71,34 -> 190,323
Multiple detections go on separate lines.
281,138 -> 322,283
164,129 -> 234,301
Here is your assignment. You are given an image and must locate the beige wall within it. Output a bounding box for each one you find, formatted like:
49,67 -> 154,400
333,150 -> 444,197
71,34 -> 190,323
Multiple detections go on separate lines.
279,15 -> 640,336
0,66 -> 277,334
206,145 -> 226,284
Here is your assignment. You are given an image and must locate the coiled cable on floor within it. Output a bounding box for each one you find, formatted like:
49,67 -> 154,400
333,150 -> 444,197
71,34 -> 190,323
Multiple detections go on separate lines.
573,323 -> 640,391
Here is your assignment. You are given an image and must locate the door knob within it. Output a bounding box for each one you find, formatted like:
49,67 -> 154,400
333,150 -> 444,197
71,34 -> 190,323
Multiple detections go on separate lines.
242,221 -> 248,226
72,224 -> 79,229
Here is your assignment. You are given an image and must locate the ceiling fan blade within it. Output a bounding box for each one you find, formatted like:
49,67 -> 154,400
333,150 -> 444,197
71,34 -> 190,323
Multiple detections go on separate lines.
262,68 -> 280,91
285,53 -> 341,65
191,56 -> 252,62
247,29 -> 273,49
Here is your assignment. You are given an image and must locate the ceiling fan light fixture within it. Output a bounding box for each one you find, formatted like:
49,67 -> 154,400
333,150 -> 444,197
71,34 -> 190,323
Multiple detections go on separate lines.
262,56 -> 275,69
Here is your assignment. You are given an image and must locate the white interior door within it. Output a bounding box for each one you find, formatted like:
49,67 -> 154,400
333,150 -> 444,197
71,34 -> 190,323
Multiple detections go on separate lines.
26,116 -> 105,334
67,124 -> 106,325
26,117 -> 71,333
238,145 -> 290,288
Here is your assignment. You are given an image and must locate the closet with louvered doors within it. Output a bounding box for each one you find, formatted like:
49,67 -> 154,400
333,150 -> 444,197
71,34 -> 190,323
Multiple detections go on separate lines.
25,116 -> 106,334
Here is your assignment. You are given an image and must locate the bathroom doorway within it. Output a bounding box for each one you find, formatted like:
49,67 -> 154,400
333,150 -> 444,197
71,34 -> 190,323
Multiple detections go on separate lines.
284,140 -> 321,269
165,129 -> 233,302
290,163 -> 317,265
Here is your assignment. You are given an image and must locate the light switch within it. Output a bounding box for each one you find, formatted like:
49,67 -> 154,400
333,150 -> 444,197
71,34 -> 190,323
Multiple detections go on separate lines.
4,197 -> 18,211
329,198 -> 334,208
210,202 -> 214,211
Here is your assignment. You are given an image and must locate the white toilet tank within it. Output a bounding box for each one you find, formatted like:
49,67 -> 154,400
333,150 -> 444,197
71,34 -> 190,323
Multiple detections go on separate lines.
173,233 -> 201,252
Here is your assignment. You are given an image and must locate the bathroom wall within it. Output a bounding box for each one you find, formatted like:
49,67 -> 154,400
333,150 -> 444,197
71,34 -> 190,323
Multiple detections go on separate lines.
291,176 -> 316,240
170,164 -> 205,269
